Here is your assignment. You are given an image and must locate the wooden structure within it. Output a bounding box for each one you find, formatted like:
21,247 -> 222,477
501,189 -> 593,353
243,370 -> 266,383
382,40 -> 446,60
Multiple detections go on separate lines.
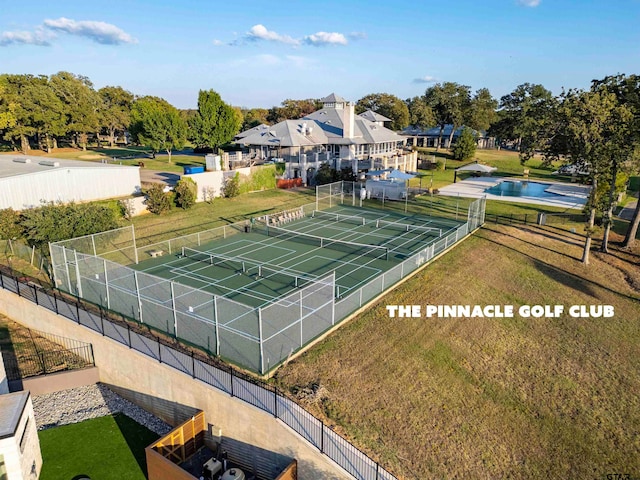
145,411 -> 297,480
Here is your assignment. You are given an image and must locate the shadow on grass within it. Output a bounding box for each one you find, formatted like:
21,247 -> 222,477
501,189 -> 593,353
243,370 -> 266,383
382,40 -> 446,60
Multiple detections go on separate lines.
113,413 -> 160,475
475,229 -> 640,302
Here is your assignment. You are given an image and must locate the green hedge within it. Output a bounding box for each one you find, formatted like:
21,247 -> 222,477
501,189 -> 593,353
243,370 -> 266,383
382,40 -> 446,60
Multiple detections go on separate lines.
238,165 -> 276,194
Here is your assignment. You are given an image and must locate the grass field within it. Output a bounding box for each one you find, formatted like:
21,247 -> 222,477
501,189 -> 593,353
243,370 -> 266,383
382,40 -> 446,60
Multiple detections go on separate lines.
39,414 -> 159,480
274,223 -> 640,479
412,148 -> 572,190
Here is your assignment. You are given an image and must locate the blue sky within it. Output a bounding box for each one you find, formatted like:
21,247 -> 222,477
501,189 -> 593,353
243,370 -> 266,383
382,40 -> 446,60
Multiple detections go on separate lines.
1,0 -> 638,109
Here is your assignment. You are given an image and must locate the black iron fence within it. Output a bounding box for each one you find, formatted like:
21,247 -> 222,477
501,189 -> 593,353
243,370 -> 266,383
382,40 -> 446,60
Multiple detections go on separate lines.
0,268 -> 397,480
486,212 -> 587,226
2,345 -> 94,380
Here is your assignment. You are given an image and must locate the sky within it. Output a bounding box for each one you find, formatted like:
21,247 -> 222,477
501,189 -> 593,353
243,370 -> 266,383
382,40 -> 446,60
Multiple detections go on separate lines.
0,0 -> 639,109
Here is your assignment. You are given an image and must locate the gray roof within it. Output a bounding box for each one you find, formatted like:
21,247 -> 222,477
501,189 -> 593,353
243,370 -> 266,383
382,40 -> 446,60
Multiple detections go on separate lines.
235,106 -> 405,148
235,124 -> 270,139
400,124 -> 485,138
320,93 -> 347,104
0,391 -> 29,439
358,110 -> 391,123
0,155 -> 138,180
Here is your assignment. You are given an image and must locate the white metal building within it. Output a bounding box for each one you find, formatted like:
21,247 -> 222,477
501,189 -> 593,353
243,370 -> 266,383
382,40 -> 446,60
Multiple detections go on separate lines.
0,156 -> 141,210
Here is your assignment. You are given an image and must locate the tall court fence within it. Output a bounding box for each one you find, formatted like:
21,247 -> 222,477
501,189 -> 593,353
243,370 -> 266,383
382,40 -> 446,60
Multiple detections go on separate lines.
49,182 -> 486,375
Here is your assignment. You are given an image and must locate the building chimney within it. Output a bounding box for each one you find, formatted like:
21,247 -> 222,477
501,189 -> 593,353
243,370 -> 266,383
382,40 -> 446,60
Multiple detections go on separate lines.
343,102 -> 355,139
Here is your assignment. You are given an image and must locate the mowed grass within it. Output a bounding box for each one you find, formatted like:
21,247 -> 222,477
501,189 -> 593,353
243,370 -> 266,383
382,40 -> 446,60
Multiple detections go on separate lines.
39,413 -> 159,480
132,187 -> 316,246
412,148 -> 572,189
275,224 -> 640,479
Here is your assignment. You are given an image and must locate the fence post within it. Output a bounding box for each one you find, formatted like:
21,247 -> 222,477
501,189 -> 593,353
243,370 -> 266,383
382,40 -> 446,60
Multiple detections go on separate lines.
158,340 -> 162,364
320,420 -> 324,453
15,275 -> 20,297
274,388 -> 278,418
53,291 -> 59,314
376,463 -> 379,480
230,367 -> 234,397
33,284 -> 38,305
191,351 -> 196,379
100,308 -> 105,335
76,300 -> 80,324
127,324 -> 132,348
90,344 -> 95,366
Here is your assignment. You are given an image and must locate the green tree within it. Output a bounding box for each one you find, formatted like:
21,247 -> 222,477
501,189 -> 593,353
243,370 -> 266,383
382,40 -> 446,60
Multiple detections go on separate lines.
174,177 -> 197,209
189,90 -> 242,150
468,88 -> 498,133
49,71 -> 101,150
452,127 -> 477,161
130,96 -> 187,162
0,74 -> 41,152
144,183 -> 172,214
19,202 -> 119,248
0,82 -> 17,131
222,172 -> 240,198
241,108 -> 270,130
355,93 -> 410,130
314,163 -> 335,185
591,74 -> 640,248
267,99 -> 321,123
490,83 -> 557,163
423,82 -> 472,151
0,208 -> 23,240
544,89 -> 633,264
406,96 -> 435,130
99,86 -> 134,147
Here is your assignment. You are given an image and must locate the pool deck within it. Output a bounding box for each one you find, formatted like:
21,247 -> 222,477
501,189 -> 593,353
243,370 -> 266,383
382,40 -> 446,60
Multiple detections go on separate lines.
437,177 -> 590,209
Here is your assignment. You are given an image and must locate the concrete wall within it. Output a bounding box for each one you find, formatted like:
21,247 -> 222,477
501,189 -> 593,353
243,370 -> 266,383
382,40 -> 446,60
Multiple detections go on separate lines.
185,166 -> 253,202
11,367 -> 99,396
0,351 -> 8,394
0,289 -> 350,480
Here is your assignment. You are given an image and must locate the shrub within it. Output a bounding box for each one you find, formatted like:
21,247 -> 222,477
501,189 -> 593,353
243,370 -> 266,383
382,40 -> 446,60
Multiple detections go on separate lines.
222,172 -> 240,198
174,177 -> 197,209
145,184 -> 172,214
452,127 -> 477,161
0,208 -> 23,240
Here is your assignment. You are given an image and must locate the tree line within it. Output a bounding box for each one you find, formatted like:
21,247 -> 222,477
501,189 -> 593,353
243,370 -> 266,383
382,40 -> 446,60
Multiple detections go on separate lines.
0,72 -> 243,159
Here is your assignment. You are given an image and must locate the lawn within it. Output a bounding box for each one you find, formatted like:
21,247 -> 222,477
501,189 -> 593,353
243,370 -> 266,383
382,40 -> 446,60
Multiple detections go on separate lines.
38,414 -> 159,480
274,223 -> 640,479
411,147 -> 572,189
132,187 -> 316,246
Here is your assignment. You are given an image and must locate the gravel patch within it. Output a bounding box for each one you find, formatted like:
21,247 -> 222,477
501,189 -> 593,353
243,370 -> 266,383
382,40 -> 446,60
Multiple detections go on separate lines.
32,383 -> 172,435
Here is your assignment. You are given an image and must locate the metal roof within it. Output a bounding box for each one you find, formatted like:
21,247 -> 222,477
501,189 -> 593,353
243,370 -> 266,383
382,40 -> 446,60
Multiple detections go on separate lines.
0,391 -> 29,439
358,110 -> 392,123
0,155 -> 138,180
320,93 -> 347,104
235,106 -> 405,148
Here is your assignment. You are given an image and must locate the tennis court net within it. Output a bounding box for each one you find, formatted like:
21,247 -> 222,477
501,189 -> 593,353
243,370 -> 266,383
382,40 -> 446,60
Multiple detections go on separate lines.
265,226 -> 389,261
312,210 -> 366,226
375,219 -> 442,237
181,247 -> 319,288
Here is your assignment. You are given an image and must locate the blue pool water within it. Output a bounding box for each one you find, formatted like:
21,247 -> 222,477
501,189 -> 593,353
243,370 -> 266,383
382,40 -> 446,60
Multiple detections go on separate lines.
484,180 -> 559,198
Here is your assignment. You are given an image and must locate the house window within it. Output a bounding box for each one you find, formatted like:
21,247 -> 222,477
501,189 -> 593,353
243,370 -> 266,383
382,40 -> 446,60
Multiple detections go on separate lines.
20,417 -> 30,453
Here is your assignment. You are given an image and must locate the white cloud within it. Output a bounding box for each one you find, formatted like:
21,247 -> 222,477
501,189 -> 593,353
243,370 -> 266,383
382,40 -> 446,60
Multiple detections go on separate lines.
413,76 -> 438,84
517,0 -> 541,6
246,24 -> 299,45
0,28 -> 53,46
212,39 -> 223,46
304,31 -> 348,46
43,17 -> 137,44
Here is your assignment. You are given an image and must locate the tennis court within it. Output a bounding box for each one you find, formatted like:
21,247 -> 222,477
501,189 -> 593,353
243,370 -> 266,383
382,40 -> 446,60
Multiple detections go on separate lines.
49,181 -> 486,374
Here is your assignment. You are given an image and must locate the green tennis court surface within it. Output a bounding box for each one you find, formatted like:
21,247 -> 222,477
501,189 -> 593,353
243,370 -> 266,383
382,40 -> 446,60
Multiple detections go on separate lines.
133,205 -> 462,308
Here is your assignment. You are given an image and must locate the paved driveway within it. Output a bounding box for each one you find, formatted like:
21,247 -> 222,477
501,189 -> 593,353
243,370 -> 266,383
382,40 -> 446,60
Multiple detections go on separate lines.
139,168 -> 180,186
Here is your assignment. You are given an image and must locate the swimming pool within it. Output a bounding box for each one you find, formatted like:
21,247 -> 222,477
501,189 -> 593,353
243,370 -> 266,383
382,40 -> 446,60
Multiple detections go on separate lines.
484,180 -> 560,198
